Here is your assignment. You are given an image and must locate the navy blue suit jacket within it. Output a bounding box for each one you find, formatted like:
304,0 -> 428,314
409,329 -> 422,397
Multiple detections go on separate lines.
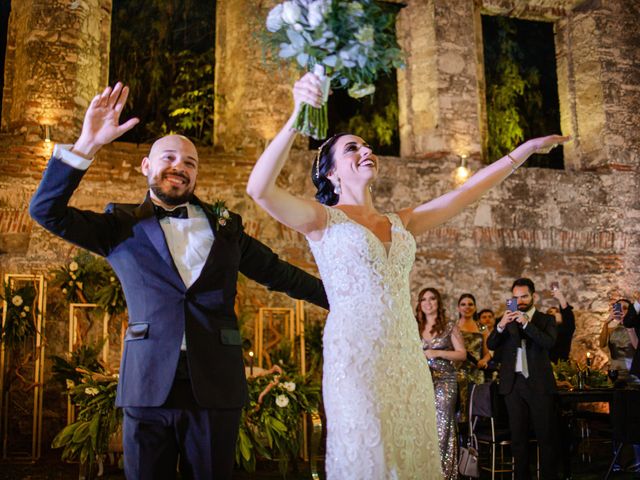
30,157 -> 328,409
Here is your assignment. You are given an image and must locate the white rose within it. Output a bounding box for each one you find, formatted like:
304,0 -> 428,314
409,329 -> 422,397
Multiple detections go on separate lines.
68,281 -> 74,286
84,387 -> 99,396
275,394 -> 290,408
66,379 -> 75,389
11,295 -> 23,307
69,261 -> 79,272
70,273 -> 76,280
307,0 -> 327,28
20,312 -> 26,318
110,276 -> 116,282
266,4 -> 284,32
62,288 -> 68,294
222,209 -> 230,219
24,306 -> 30,312
282,1 -> 302,25
283,381 -> 296,392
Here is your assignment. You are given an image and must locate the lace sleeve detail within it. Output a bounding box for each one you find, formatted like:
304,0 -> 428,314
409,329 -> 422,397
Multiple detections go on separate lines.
306,204 -> 333,245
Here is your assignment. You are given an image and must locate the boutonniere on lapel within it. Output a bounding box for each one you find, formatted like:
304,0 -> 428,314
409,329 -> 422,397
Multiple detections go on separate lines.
211,199 -> 232,231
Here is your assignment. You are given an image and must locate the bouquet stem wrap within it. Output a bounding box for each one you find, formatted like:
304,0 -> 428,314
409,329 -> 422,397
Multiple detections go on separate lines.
294,65 -> 330,140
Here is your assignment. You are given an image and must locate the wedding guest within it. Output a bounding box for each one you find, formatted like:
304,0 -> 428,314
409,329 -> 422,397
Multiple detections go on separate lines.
547,285 -> 576,363
416,287 -> 466,480
487,278 -> 559,480
622,293 -> 640,379
478,308 -> 496,333
457,293 -> 491,423
599,299 -> 639,385
601,299 -> 640,472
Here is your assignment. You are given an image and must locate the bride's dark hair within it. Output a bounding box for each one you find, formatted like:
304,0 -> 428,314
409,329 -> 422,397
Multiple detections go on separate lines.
311,133 -> 350,206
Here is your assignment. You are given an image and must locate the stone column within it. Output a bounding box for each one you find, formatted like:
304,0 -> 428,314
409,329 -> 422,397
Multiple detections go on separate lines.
396,0 -> 483,159
1,0 -> 111,143
213,0 -> 295,155
557,1 -> 640,171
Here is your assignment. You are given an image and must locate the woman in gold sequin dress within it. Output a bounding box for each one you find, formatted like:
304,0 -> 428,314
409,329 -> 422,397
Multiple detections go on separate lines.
417,288 -> 467,479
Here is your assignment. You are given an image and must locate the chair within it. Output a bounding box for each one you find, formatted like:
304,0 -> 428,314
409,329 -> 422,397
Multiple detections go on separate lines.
467,382 -> 539,479
604,389 -> 640,480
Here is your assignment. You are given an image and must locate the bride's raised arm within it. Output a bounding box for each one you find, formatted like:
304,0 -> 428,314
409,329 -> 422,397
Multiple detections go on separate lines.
400,135 -> 570,237
246,73 -> 327,237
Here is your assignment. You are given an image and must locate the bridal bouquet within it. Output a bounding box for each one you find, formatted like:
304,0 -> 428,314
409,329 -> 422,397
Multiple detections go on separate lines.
265,0 -> 404,139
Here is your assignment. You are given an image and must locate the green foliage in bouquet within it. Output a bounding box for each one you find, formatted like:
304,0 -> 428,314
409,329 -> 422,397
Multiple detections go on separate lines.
52,251 -> 126,315
0,282 -> 38,347
236,369 -> 320,476
52,369 -> 121,468
264,0 -> 404,139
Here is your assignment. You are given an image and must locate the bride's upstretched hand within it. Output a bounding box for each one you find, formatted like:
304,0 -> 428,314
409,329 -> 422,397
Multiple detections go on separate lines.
524,135 -> 571,155
291,72 -> 324,117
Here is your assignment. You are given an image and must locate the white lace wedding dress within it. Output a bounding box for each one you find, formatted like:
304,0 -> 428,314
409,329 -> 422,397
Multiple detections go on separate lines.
307,206 -> 442,480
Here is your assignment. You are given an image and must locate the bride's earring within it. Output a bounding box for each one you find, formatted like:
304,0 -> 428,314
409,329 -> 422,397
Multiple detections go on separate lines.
334,179 -> 342,195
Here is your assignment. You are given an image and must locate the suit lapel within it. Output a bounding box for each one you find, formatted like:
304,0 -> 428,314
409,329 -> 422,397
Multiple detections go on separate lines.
136,195 -> 185,287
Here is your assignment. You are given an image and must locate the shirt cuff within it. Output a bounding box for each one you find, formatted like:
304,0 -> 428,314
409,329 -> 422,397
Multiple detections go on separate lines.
497,325 -> 504,333
634,301 -> 640,314
522,322 -> 528,330
53,144 -> 93,171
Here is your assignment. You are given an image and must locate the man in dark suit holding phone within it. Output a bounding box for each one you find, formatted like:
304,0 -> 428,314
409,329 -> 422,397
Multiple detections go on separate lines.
487,278 -> 558,479
29,83 -> 328,479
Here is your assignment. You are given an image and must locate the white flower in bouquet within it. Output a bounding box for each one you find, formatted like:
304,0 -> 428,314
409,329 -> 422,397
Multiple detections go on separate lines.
275,394 -> 290,408
347,1 -> 365,17
20,312 -> 26,318
355,25 -> 374,47
66,379 -> 75,389
69,261 -> 79,272
348,83 -> 375,98
282,1 -> 302,25
266,4 -> 284,32
308,0 -> 329,28
283,381 -> 296,392
62,288 -> 68,294
84,387 -> 99,396
24,306 -> 30,312
11,295 -> 23,307
110,276 -> 116,282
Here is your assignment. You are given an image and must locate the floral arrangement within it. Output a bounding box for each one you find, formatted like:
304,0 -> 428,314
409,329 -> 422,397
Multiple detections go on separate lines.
553,359 -> 609,389
236,366 -> 321,475
1,281 -> 38,347
265,0 -> 404,139
51,367 -> 121,468
52,251 -> 126,315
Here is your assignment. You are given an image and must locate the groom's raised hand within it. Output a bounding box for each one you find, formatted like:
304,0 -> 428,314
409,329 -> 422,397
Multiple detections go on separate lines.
72,82 -> 140,160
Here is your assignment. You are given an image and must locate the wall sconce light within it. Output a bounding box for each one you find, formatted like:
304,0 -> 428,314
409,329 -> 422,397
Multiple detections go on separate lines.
43,124 -> 52,143
455,154 -> 470,183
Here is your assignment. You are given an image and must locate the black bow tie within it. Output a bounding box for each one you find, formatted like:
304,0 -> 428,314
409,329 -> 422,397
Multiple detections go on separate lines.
154,205 -> 189,220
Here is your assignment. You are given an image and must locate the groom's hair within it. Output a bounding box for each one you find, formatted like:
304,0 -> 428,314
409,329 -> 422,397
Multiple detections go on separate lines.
512,277 -> 535,294
312,133 -> 350,206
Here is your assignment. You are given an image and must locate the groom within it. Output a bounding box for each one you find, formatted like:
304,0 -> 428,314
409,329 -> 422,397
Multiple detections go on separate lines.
30,83 -> 328,479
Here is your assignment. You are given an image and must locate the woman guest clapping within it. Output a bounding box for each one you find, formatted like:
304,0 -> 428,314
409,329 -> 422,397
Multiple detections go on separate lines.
417,288 -> 466,480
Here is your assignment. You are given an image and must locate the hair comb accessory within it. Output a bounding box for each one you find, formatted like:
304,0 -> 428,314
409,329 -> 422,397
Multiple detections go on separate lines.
315,135 -> 336,179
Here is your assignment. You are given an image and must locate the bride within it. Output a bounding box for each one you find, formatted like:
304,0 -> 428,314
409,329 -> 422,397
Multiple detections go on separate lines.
247,72 -> 568,479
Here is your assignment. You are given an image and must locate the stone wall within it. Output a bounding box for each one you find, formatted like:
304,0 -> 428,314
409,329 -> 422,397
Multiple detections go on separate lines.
1,134 -> 637,371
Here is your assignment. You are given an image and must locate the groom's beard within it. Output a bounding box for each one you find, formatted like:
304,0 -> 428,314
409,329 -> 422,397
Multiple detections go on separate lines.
149,174 -> 196,206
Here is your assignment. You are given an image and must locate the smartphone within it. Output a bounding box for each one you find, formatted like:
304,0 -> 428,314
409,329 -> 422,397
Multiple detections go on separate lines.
550,281 -> 559,291
613,303 -> 623,315
506,297 -> 518,312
